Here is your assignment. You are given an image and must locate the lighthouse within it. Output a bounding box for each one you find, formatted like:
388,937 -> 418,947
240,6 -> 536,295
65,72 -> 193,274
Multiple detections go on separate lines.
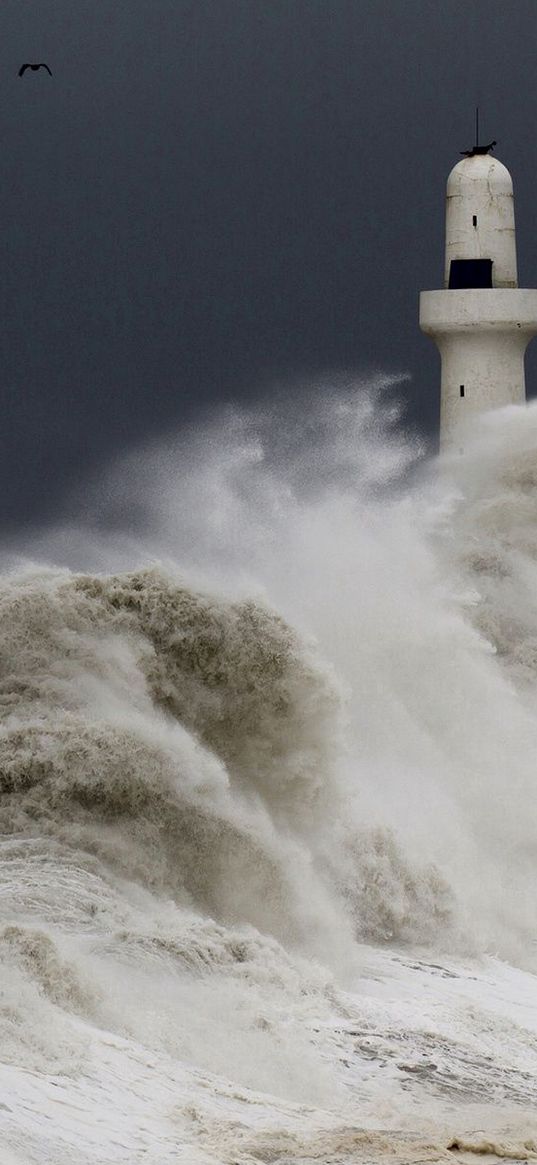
420,147 -> 537,446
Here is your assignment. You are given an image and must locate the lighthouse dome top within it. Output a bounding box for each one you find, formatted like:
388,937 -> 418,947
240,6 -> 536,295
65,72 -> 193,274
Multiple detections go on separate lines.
447,154 -> 513,197
444,152 -> 517,289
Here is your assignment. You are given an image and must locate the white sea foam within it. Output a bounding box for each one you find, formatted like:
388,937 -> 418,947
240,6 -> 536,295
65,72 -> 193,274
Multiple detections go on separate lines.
2,380 -> 537,1161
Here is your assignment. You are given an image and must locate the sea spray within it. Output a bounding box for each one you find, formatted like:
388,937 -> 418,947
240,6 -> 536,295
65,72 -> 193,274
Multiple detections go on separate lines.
2,384 -> 537,1161
31,380 -> 537,964
0,559 -> 447,960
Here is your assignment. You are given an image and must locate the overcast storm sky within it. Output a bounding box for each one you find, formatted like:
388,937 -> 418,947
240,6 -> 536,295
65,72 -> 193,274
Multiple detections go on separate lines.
1,0 -> 537,529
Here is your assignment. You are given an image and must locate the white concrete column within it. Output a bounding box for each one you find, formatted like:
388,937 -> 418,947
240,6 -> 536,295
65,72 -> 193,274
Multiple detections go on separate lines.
420,153 -> 537,446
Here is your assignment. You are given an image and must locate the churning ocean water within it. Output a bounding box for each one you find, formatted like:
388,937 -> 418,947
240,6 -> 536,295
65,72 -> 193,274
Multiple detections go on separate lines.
1,381 -> 537,1164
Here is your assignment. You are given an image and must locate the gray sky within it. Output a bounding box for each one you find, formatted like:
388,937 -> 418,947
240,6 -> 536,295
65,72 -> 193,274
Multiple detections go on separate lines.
1,0 -> 537,528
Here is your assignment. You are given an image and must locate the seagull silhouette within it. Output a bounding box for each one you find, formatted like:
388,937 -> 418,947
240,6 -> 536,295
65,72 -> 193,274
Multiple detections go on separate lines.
460,140 -> 496,157
18,63 -> 52,77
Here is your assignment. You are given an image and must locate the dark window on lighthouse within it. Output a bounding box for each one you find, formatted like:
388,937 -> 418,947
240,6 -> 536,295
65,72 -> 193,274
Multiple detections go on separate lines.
473,215 -> 478,227
460,385 -> 465,398
449,258 -> 493,288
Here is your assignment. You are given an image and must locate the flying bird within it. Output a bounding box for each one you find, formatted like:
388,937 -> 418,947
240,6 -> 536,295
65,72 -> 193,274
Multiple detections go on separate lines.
18,63 -> 52,77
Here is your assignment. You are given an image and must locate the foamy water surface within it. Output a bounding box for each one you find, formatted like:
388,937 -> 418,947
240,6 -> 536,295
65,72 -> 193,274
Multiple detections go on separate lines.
2,383 -> 537,1163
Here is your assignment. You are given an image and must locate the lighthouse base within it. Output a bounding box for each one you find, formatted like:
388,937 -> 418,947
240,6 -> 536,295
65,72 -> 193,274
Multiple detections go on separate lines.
420,288 -> 537,446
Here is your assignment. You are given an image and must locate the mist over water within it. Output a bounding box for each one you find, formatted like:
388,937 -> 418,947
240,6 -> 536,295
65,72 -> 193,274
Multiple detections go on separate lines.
26,378 -> 537,956
3,378 -> 537,1160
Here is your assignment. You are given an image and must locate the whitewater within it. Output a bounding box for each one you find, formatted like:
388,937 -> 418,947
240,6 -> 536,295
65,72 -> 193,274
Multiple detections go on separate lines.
2,380 -> 537,1164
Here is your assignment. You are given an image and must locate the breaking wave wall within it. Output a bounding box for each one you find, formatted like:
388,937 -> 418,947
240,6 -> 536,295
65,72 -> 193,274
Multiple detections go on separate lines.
2,381 -> 537,1103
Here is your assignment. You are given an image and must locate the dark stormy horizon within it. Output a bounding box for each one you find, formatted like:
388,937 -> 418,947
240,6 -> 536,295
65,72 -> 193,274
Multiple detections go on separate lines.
2,0 -> 537,529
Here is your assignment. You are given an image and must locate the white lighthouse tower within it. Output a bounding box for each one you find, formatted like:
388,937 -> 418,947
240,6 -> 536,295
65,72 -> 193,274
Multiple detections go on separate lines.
420,146 -> 537,446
